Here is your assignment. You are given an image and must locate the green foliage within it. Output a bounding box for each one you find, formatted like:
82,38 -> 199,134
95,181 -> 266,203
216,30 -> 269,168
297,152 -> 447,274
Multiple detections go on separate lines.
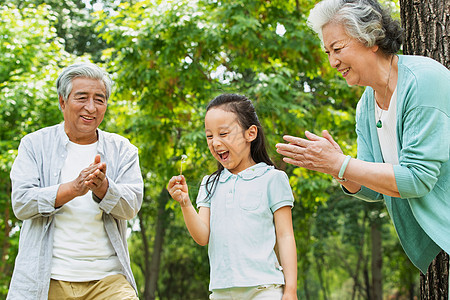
0,3 -> 77,296
3,0 -> 116,61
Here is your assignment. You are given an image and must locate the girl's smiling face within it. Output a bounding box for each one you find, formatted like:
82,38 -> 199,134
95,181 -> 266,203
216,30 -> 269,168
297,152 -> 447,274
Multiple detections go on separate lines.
205,108 -> 257,174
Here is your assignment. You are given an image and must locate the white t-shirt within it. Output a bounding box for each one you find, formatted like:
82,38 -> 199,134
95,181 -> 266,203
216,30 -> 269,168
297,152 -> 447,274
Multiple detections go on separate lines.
51,141 -> 121,281
375,87 -> 399,165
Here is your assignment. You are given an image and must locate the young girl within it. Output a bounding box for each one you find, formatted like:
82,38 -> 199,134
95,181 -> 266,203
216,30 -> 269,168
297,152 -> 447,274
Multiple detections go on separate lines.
167,94 -> 297,300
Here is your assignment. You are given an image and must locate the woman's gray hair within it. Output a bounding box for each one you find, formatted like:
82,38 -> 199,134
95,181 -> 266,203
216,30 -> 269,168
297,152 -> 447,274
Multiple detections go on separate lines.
307,0 -> 403,54
56,62 -> 113,102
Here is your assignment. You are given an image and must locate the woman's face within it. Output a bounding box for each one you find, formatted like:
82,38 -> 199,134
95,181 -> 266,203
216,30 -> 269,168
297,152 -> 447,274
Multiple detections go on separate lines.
322,22 -> 377,86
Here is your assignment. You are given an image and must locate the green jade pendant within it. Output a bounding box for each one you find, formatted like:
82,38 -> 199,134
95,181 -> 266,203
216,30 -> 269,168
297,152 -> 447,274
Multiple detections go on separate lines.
376,120 -> 382,128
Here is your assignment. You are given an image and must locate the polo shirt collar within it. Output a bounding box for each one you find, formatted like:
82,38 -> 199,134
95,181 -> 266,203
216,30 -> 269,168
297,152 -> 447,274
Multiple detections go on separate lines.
219,162 -> 274,182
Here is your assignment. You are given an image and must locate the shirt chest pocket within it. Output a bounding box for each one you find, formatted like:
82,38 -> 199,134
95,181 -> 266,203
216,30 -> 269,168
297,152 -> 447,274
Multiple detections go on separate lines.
238,190 -> 263,211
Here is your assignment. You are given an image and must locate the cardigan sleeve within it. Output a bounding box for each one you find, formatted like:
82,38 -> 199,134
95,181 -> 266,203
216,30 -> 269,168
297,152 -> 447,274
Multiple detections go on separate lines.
394,60 -> 449,198
394,107 -> 449,198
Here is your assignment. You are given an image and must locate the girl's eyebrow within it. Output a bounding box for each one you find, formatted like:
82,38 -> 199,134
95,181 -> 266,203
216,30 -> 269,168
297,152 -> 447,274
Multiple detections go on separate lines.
205,124 -> 231,132
205,120 -> 238,129
218,124 -> 232,129
219,121 -> 240,131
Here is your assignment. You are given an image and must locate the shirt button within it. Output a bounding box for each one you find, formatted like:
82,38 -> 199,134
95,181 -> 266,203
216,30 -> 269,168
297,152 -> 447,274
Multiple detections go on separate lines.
54,173 -> 57,176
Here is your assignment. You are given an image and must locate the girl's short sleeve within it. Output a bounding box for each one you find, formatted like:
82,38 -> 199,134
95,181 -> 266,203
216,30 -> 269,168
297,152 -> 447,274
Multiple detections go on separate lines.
196,175 -> 212,208
267,171 -> 295,213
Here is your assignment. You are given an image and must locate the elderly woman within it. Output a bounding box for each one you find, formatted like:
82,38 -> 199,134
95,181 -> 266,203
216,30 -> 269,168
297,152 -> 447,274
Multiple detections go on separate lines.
276,0 -> 450,276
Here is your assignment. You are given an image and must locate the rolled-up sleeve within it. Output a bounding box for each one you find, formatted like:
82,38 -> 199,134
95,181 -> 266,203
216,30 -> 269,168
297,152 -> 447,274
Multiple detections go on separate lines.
11,137 -> 60,220
97,145 -> 143,220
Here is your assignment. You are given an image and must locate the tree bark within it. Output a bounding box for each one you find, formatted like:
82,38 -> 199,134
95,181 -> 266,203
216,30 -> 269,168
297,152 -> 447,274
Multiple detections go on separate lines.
399,0 -> 449,299
420,251 -> 449,300
370,222 -> 382,300
0,181 -> 12,277
137,210 -> 151,300
316,256 -> 329,300
142,188 -> 170,300
400,0 -> 450,68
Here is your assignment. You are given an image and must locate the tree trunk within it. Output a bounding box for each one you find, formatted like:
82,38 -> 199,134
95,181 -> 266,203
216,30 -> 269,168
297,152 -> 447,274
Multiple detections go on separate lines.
303,274 -> 310,300
316,256 -> 329,300
400,0 -> 450,67
138,210 -> 151,300
420,251 -> 449,300
371,222 -> 382,300
399,0 -> 449,299
142,188 -> 170,300
363,265 -> 371,300
0,181 -> 12,277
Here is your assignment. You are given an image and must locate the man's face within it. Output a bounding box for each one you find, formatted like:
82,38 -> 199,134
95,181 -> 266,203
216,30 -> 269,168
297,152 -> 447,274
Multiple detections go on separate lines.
59,77 -> 107,144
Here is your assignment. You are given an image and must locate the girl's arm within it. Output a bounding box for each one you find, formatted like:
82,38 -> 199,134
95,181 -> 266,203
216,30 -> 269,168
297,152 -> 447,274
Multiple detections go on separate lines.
274,206 -> 297,300
168,175 -> 210,246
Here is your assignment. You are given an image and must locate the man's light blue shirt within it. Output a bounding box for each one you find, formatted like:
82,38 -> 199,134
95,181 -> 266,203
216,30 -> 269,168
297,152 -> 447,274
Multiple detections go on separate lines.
8,123 -> 143,299
196,162 -> 294,290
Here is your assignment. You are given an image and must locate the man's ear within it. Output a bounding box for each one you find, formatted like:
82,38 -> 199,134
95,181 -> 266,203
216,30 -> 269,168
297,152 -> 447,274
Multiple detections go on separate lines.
245,125 -> 258,142
59,96 -> 66,110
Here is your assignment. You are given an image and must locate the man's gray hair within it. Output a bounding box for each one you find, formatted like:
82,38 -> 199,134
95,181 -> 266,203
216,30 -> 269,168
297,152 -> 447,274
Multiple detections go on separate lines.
56,62 -> 113,102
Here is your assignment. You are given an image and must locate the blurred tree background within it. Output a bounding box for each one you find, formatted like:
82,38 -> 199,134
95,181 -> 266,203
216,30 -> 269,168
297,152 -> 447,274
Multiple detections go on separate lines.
0,0 -> 423,299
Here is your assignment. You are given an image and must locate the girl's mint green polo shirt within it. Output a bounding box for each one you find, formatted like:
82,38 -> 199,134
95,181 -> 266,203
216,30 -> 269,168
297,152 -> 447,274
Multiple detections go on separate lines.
196,162 -> 294,290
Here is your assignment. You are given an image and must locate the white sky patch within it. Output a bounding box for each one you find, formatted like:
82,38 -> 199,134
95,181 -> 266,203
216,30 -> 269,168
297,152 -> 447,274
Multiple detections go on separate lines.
211,64 -> 236,84
9,224 -> 20,237
82,0 -> 121,15
82,0 -> 92,9
211,65 -> 226,80
93,2 -> 104,11
126,218 -> 141,238
304,82 -> 311,93
276,23 -> 286,36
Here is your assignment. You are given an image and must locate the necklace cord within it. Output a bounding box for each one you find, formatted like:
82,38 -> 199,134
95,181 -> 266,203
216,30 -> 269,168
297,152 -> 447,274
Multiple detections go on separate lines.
375,54 -> 394,128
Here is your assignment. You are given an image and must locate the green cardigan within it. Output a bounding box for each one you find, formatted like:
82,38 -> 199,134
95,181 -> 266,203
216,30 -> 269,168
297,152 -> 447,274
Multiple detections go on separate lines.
346,55 -> 450,274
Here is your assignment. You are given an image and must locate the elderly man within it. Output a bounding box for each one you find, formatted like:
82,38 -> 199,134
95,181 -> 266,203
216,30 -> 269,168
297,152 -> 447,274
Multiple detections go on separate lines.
7,63 -> 143,300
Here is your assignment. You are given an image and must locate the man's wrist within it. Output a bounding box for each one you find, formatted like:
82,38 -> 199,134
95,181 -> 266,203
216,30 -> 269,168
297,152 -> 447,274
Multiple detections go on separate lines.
93,178 -> 109,200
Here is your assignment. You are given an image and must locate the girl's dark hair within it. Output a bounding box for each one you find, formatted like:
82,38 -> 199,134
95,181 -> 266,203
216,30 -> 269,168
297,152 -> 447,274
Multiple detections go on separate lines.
204,93 -> 274,199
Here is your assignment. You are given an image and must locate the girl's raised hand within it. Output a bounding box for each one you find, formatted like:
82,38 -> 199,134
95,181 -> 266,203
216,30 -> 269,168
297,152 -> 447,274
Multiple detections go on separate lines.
167,175 -> 190,206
